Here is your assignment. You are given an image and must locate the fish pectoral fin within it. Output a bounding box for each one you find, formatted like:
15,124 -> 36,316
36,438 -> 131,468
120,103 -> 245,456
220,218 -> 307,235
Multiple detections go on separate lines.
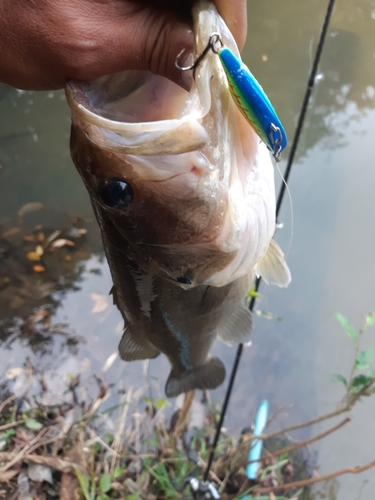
118,328 -> 160,361
217,304 -> 253,346
200,284 -> 232,314
255,239 -> 291,288
165,358 -> 225,398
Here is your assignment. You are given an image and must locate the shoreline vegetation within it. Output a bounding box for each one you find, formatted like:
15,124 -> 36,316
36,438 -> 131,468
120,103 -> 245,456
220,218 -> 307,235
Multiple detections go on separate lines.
1,212 -> 375,499
1,308 -> 375,500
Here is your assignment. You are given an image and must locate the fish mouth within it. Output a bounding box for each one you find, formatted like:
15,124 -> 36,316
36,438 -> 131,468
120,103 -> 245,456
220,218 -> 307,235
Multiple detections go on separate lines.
66,1 -> 276,288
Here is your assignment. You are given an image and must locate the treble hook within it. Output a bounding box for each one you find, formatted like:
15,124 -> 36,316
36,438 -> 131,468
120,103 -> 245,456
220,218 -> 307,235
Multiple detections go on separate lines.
175,33 -> 224,78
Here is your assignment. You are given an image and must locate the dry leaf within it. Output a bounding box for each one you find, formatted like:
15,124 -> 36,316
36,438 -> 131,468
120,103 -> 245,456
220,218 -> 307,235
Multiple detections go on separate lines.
102,352 -> 118,372
65,255 -> 72,261
91,293 -> 109,314
37,232 -> 45,242
50,239 -> 75,249
23,233 -> 36,242
18,202 -> 44,218
30,309 -> 50,323
6,367 -> 25,379
33,265 -> 45,273
43,229 -> 61,248
34,224 -> 43,230
35,245 -> 44,256
77,228 -> 87,235
27,251 -> 40,262
28,463 -> 53,484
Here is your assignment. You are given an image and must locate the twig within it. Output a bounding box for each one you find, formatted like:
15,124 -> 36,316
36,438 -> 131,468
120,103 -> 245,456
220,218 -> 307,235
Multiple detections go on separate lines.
0,427 -> 49,473
110,388 -> 132,476
173,390 -> 196,437
267,417 -> 352,459
0,420 -> 25,431
0,452 -> 84,473
253,405 -> 351,442
252,459 -> 375,494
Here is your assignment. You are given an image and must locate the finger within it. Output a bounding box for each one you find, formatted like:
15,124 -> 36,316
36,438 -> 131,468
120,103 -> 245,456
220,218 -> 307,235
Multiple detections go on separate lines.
213,0 -> 247,49
68,5 -> 194,90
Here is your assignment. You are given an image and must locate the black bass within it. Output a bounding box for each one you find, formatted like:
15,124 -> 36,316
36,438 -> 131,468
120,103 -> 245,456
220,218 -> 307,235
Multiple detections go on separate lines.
66,0 -> 290,397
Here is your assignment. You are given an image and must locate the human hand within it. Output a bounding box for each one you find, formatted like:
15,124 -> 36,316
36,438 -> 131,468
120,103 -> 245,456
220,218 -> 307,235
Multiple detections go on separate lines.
0,0 -> 247,91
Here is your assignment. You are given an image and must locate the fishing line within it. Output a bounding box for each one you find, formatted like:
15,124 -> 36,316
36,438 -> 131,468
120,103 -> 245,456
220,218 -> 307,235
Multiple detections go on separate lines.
275,162 -> 294,258
203,0 -> 337,485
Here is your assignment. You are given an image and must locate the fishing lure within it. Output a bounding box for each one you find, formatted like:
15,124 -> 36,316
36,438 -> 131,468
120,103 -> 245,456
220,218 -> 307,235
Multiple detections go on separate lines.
246,399 -> 269,480
176,34 -> 287,161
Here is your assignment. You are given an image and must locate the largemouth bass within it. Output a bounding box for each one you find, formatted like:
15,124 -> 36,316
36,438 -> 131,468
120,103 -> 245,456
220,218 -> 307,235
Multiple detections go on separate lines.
66,0 -> 291,397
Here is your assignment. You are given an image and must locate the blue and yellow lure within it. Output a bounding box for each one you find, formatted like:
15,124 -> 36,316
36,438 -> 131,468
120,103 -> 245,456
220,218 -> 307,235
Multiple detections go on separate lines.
176,33 -> 287,161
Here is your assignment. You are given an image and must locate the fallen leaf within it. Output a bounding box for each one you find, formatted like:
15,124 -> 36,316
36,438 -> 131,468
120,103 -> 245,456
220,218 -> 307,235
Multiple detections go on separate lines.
35,245 -> 44,256
25,418 -> 43,430
43,229 -> 61,249
262,54 -> 268,62
2,227 -> 20,237
65,255 -> 72,261
23,233 -> 36,242
102,352 -> 118,372
33,265 -> 45,273
37,232 -> 45,242
6,367 -> 25,379
18,202 -> 44,218
29,309 -> 50,323
91,293 -> 109,314
77,228 -> 87,235
27,251 -> 40,262
28,463 -> 53,484
34,224 -> 43,230
50,238 -> 75,249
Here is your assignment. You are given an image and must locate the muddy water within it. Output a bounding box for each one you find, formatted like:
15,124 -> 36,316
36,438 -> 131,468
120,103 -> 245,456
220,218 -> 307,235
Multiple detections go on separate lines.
1,1 -> 375,497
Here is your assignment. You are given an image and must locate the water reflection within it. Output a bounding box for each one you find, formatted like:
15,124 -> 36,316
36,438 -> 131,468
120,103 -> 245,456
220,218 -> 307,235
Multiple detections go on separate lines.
244,0 -> 375,159
0,209 -> 100,360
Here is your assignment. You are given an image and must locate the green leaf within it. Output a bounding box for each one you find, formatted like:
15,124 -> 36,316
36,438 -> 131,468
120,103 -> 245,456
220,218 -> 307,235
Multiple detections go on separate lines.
365,313 -> 375,330
113,465 -> 125,479
96,496 -> 110,500
334,313 -> 358,344
351,374 -> 372,389
331,374 -> 348,387
355,349 -> 373,371
75,469 -> 91,500
155,398 -> 170,410
25,418 -> 43,430
143,396 -> 153,404
99,473 -> 111,493
127,494 -> 140,500
104,433 -> 114,445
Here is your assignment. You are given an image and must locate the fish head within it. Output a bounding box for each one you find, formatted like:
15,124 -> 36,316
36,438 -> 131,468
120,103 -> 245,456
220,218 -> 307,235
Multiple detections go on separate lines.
66,0 -> 277,288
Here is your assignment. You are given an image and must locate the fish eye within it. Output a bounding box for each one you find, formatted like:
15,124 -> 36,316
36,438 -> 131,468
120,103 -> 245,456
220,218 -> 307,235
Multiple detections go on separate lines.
100,179 -> 133,208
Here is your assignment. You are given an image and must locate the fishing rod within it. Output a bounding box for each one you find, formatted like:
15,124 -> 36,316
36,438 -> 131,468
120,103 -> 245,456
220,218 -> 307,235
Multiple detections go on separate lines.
202,0 -> 337,487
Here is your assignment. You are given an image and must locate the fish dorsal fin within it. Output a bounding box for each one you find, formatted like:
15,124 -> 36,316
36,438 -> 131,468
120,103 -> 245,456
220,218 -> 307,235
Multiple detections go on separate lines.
165,357 -> 225,397
217,304 -> 253,346
255,239 -> 291,288
118,328 -> 160,361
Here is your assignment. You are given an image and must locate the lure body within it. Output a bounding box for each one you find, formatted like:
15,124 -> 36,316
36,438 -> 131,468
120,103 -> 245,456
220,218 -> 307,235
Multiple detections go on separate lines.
246,400 -> 269,480
218,47 -> 287,159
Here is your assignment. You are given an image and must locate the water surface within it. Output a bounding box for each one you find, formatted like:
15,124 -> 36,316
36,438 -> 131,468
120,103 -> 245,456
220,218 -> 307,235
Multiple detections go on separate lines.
1,1 -> 375,497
